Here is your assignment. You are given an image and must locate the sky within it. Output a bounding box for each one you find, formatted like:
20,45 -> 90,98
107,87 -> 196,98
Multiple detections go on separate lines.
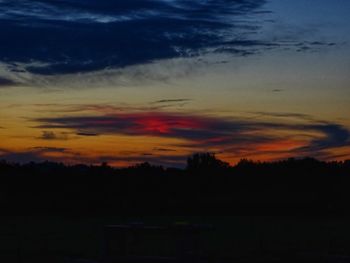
0,0 -> 349,167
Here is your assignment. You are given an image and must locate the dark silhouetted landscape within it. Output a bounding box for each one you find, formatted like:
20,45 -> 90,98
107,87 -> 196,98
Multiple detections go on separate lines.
1,153 -> 350,214
1,155 -> 350,262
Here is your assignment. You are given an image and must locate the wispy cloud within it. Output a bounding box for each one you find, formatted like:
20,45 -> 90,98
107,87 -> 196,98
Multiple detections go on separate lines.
0,147 -> 68,163
0,0 -> 270,76
97,153 -> 188,167
0,76 -> 17,87
0,0 -> 338,88
76,132 -> 99,137
30,101 -> 192,114
150,98 -> 193,109
249,111 -> 315,121
2,109 -> 350,165
271,89 -> 283,92
151,98 -> 192,104
38,131 -> 69,140
0,146 -> 186,167
33,111 -> 350,160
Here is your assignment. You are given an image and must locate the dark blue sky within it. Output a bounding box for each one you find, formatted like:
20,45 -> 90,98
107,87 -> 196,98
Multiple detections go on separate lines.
1,0 -> 345,77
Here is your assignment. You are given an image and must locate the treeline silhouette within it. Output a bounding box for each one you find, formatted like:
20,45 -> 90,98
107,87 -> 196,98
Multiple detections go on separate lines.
0,153 -> 350,214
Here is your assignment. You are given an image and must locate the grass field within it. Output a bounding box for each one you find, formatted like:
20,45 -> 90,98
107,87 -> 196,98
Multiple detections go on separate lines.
0,216 -> 350,263
0,216 -> 349,263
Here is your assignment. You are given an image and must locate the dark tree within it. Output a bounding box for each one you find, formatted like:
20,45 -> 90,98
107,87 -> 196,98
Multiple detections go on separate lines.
186,152 -> 229,174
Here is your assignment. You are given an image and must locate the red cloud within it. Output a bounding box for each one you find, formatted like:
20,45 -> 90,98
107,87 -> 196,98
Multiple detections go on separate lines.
132,113 -> 204,135
35,111 -> 350,160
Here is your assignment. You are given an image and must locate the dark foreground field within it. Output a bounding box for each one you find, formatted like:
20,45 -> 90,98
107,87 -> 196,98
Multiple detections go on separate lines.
1,156 -> 350,262
1,216 -> 350,263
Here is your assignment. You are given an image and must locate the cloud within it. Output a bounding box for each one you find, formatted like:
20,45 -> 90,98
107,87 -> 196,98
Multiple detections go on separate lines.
40,131 -> 56,140
33,111 -> 350,159
1,110 -> 349,165
0,147 -> 68,163
0,0 -> 338,90
296,124 -> 350,153
292,41 -> 338,53
0,0 -> 275,76
151,99 -> 192,104
96,153 -> 188,168
249,111 -> 315,121
30,101 -> 193,115
38,131 -> 69,140
153,147 -> 177,152
76,132 -> 99,137
0,145 -> 186,167
149,98 -> 192,109
0,76 -> 17,87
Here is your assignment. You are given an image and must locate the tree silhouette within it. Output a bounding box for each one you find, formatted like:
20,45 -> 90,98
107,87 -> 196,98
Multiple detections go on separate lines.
186,152 -> 229,174
0,154 -> 350,213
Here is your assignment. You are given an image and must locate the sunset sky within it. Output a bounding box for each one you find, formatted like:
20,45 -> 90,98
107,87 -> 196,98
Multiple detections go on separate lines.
0,0 -> 349,167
